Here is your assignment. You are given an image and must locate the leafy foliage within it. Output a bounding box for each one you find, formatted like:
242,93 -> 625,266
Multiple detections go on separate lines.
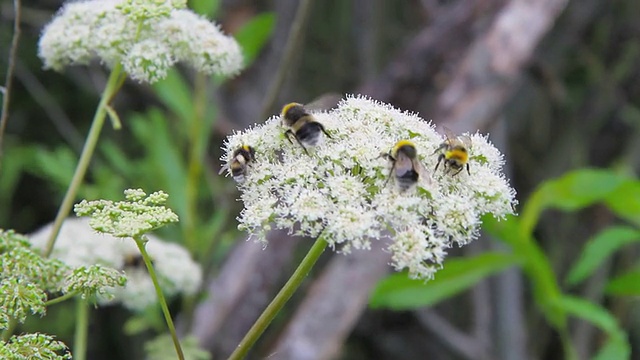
371,168 -> 639,357
370,252 -> 521,309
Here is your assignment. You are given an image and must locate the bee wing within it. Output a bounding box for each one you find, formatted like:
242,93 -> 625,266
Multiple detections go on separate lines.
412,158 -> 433,186
442,126 -> 457,143
394,153 -> 414,177
459,134 -> 472,148
304,93 -> 342,112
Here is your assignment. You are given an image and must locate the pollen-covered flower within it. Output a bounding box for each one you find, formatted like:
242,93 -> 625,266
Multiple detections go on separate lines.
29,217 -> 202,310
38,0 -> 243,83
221,95 -> 517,280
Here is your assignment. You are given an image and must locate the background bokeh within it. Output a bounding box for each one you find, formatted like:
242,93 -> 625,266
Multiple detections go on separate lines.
2,0 -> 640,359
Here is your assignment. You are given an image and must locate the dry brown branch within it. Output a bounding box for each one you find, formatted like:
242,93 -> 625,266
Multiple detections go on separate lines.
434,0 -> 570,133
360,0 -> 508,111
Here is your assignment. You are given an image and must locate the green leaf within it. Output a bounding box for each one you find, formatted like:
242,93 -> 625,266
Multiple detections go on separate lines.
605,180 -> 640,227
369,252 -> 520,310
31,146 -> 77,188
566,226 -> 640,286
605,270 -> 640,296
234,13 -> 276,66
481,214 -> 521,246
129,110 -> 189,219
593,337 -> 632,360
100,140 -> 135,177
521,169 -> 627,235
554,295 -> 622,338
190,0 -> 220,17
553,295 -> 630,360
152,69 -> 194,120
483,215 -> 566,327
123,314 -> 152,335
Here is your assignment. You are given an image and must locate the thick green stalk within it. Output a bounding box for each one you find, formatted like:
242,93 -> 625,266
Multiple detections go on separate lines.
43,64 -> 124,258
1,319 -> 17,342
228,235 -> 328,360
45,291 -> 80,306
73,298 -> 89,360
134,237 -> 185,360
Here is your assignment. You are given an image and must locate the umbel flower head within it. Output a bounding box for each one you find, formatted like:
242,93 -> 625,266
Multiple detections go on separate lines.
221,96 -> 517,280
38,0 -> 243,83
29,217 -> 202,311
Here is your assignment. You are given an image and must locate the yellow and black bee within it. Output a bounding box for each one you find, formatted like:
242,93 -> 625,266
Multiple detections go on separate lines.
382,140 -> 431,191
123,253 -> 146,269
433,127 -> 472,176
219,145 -> 256,183
281,102 -> 331,154
122,253 -> 153,273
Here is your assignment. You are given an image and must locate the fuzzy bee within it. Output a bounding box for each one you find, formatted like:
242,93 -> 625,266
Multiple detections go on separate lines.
219,145 -> 256,183
433,127 -> 472,176
382,140 -> 431,191
281,102 -> 331,154
123,253 -> 147,269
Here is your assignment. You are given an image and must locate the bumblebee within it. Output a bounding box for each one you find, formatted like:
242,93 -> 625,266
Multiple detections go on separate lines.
281,102 -> 331,154
382,140 -> 430,191
123,253 -> 146,269
122,253 -> 153,273
433,127 -> 472,176
219,145 -> 256,183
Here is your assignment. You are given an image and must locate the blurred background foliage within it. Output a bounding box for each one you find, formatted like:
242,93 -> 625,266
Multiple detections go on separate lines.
2,0 -> 640,359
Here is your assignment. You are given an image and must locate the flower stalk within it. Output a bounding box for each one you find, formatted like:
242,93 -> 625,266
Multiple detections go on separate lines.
45,291 -> 80,307
43,63 -> 124,258
228,235 -> 328,360
73,298 -> 89,360
134,236 -> 185,360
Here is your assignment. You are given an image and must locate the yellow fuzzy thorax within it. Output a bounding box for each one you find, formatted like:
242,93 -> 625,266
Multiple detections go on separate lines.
445,148 -> 468,163
392,139 -> 416,154
281,102 -> 302,117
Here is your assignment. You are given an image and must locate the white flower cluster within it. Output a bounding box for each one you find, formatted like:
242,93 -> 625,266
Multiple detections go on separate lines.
29,218 -> 202,311
221,96 -> 517,280
74,189 -> 179,238
38,0 -> 243,83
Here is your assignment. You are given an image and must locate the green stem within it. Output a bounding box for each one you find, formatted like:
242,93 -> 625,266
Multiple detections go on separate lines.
134,236 -> 185,360
559,326 -> 578,360
228,235 -> 328,360
43,63 -> 125,258
45,291 -> 80,307
1,319 -> 17,342
73,298 -> 89,360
